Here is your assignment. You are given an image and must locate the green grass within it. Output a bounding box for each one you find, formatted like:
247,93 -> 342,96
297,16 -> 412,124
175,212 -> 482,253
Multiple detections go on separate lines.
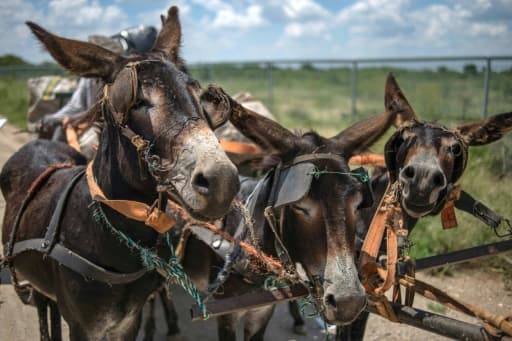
0,77 -> 28,128
1,65 -> 511,262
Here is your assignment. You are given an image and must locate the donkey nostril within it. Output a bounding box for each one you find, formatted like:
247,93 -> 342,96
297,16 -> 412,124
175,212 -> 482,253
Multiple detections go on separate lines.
192,173 -> 210,195
433,173 -> 445,187
325,294 -> 337,309
403,166 -> 415,179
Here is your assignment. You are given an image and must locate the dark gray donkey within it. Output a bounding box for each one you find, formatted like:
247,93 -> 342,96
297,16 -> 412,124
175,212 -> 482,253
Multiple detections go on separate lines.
1,6 -> 239,340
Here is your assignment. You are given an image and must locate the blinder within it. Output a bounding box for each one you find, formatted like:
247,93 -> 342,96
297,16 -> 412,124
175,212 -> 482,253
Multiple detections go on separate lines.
272,162 -> 373,209
104,62 -> 140,126
274,163 -> 316,208
352,167 -> 374,209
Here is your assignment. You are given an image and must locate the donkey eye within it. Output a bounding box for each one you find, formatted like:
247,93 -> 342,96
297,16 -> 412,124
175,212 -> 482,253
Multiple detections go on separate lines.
291,204 -> 310,216
449,143 -> 462,156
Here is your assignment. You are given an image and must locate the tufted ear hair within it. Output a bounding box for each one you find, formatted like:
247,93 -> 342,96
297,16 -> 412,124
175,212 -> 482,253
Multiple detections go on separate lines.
384,73 -> 417,127
26,22 -> 125,83
152,6 -> 182,64
200,86 -> 230,129
456,111 -> 512,146
201,85 -> 297,154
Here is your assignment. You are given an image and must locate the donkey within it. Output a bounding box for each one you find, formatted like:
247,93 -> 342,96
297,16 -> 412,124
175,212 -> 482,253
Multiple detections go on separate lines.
177,84 -> 413,341
334,74 -> 512,340
1,6 -> 239,340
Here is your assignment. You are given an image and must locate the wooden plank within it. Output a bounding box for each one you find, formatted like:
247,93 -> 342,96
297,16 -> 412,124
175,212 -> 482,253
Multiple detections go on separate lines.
190,284 -> 309,320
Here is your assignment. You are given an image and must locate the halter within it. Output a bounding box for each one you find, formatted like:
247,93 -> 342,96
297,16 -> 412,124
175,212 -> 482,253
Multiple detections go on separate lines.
261,153 -> 372,304
385,119 -> 469,216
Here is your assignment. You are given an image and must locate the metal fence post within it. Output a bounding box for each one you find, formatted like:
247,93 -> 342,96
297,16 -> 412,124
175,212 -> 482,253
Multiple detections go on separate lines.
351,61 -> 358,117
481,58 -> 491,118
267,62 -> 274,112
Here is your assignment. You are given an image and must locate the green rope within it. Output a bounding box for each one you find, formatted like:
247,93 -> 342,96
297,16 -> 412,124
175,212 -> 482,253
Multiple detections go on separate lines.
262,276 -> 289,291
308,168 -> 370,183
90,202 -> 209,319
299,295 -> 332,340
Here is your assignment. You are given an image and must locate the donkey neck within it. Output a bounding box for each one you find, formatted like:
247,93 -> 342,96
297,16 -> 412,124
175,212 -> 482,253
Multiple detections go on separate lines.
92,123 -> 158,205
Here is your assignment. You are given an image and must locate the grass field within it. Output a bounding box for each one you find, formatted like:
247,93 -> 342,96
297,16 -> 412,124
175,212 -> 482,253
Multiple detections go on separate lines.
1,65 -> 511,260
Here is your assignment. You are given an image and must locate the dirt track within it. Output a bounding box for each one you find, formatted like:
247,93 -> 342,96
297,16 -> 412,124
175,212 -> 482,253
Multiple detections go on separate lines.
0,122 -> 511,340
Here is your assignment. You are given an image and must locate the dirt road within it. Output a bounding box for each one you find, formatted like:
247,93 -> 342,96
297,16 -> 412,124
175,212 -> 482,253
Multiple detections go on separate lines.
0,122 -> 511,340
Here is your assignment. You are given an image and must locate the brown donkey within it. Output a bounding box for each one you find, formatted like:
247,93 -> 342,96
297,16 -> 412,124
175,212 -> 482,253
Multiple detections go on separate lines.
338,74 -> 512,340
178,85 -> 411,340
1,7 -> 239,340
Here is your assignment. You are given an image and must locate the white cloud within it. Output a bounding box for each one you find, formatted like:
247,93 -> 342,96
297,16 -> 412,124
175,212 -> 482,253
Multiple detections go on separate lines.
212,5 -> 265,29
469,22 -> 508,36
0,0 -> 129,62
283,0 -> 329,20
284,21 -> 329,39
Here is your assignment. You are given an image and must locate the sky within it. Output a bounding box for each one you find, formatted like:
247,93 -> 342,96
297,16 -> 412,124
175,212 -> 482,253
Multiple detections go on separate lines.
1,0 -> 512,64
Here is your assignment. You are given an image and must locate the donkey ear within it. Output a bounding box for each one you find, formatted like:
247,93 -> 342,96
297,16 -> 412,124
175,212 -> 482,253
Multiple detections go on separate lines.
385,73 -> 416,126
152,6 -> 181,63
456,111 -> 512,146
200,88 -> 230,129
331,110 -> 404,158
26,22 -> 125,83
201,85 -> 297,153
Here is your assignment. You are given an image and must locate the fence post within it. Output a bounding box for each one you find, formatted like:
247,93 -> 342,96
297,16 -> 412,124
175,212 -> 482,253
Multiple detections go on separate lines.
267,62 -> 274,112
351,61 -> 358,117
481,58 -> 491,118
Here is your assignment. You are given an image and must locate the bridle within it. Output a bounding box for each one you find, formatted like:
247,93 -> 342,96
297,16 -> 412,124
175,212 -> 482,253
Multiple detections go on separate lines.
261,152 -> 372,306
385,120 -> 469,216
99,59 -> 222,209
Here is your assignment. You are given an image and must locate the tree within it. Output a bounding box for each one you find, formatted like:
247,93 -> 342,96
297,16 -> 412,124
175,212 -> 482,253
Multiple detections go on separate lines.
0,54 -> 29,66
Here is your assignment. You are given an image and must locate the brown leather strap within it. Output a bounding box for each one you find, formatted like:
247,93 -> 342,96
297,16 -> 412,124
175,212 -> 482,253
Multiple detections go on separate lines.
348,154 -> 386,167
62,117 -> 81,152
86,163 -> 175,233
359,182 -> 401,322
220,140 -> 263,156
441,185 -> 461,229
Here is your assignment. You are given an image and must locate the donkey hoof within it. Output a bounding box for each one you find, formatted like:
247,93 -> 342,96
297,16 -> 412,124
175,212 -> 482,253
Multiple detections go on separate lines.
293,324 -> 307,335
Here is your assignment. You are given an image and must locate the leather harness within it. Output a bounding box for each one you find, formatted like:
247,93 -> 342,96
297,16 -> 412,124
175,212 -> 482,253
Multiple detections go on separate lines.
1,60 -> 185,286
359,122 -> 512,322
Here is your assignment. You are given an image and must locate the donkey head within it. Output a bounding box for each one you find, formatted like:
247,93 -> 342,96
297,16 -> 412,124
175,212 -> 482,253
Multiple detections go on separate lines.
26,7 -> 239,220
201,86 -> 408,324
385,74 -> 512,219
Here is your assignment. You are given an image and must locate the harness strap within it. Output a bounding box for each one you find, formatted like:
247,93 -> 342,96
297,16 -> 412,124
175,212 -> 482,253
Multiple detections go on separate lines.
349,154 -> 386,167
359,181 -> 401,322
62,117 -> 81,152
86,162 -> 175,233
455,190 -> 506,230
41,168 -> 86,254
11,239 -> 147,285
220,140 -> 263,156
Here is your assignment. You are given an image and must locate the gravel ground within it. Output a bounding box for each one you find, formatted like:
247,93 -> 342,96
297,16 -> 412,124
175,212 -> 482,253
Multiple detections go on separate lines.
0,122 -> 511,340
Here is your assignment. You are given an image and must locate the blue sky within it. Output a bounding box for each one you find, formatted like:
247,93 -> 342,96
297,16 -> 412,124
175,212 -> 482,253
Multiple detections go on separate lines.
2,0 -> 512,63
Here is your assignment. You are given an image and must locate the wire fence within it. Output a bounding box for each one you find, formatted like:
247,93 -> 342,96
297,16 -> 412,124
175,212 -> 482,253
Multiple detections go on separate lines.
1,56 -> 512,131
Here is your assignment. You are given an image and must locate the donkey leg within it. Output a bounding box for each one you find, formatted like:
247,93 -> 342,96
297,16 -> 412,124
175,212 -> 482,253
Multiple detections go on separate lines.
217,313 -> 238,341
160,289 -> 180,337
335,311 -> 369,341
288,300 -> 307,335
143,297 -> 156,341
49,300 -> 62,341
33,291 -> 51,341
244,305 -> 275,341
